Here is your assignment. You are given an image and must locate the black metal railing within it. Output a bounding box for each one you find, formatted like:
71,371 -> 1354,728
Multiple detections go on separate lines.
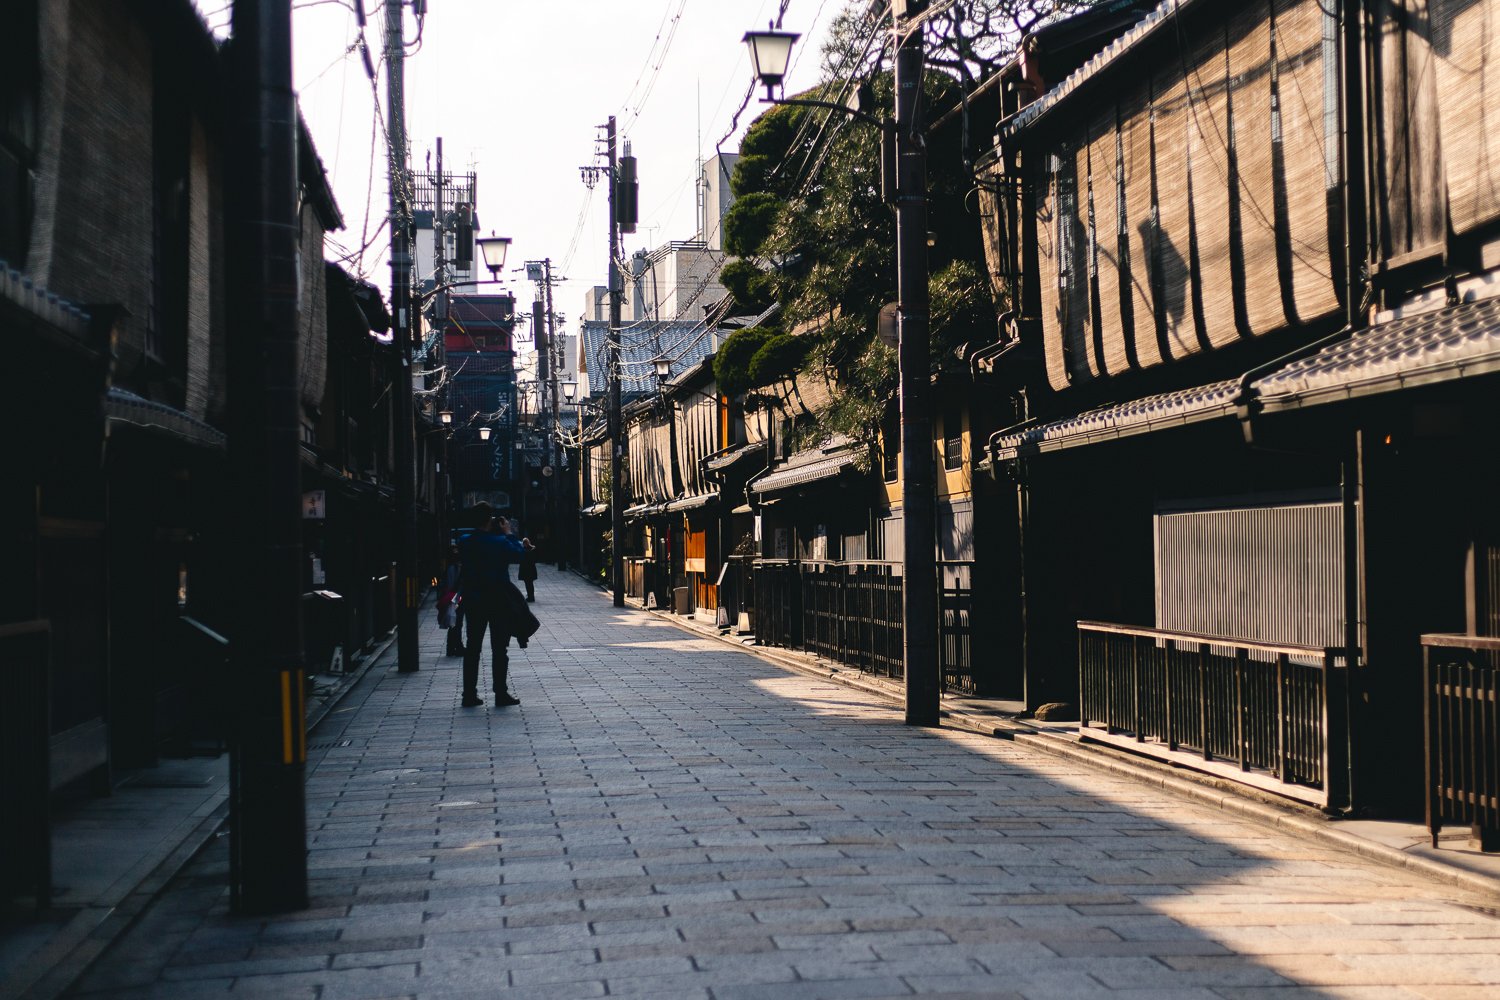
1079,621 -> 1350,806
1423,633 -> 1500,848
748,559 -> 974,692
1,621 -> 52,909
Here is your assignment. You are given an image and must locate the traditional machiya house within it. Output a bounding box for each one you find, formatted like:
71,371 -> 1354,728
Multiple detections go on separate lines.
622,391 -> 678,609
301,264 -> 398,662
1,1 -> 392,904
576,427 -> 612,580
875,371 -> 988,695
981,0 -> 1500,829
662,359 -> 730,620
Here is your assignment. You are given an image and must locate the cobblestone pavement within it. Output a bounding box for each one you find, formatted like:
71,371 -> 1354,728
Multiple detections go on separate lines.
70,572 -> 1500,1000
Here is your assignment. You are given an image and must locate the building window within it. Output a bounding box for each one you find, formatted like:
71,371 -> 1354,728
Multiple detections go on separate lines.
943,403 -> 963,472
0,2 -> 38,268
882,409 -> 899,482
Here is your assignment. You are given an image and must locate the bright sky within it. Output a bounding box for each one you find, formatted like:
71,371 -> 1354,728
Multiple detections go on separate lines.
197,1 -> 839,316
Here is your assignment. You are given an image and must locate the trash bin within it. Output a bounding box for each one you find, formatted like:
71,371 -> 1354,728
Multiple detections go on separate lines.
301,590 -> 345,674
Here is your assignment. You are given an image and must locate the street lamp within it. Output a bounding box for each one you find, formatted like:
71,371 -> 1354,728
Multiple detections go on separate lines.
742,23 -> 800,100
652,357 -> 671,382
478,425 -> 492,442
438,409 -> 453,426
743,12 -> 938,727
476,234 -> 512,279
562,380 -> 578,402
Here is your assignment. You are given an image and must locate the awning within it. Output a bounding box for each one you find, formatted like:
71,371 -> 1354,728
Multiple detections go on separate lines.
624,501 -> 669,519
580,502 -> 609,517
992,379 -> 1240,461
104,387 -> 228,452
705,440 -> 767,473
751,451 -> 860,495
665,492 -> 717,513
1253,296 -> 1500,412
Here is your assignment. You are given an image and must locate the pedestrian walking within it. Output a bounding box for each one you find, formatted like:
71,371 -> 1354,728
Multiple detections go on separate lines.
439,544 -> 465,657
518,534 -> 538,602
455,505 -> 538,707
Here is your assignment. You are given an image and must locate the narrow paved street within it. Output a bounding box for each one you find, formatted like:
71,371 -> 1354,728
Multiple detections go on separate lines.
73,572 -> 1500,999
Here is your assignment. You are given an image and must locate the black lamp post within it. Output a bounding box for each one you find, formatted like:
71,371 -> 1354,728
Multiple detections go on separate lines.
744,9 -> 939,727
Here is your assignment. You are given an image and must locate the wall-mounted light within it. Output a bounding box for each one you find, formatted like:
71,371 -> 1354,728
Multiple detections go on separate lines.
438,410 -> 453,426
478,426 -> 492,442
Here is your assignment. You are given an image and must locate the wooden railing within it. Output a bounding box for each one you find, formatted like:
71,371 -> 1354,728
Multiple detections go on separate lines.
1423,633 -> 1500,849
1078,621 -> 1350,808
750,560 -> 975,693
1,621 -> 52,909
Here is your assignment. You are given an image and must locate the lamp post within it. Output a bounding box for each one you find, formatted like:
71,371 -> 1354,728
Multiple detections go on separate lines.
744,8 -> 939,727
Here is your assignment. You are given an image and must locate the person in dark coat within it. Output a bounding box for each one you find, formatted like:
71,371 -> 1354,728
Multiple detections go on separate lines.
456,507 -> 528,707
517,535 -> 539,601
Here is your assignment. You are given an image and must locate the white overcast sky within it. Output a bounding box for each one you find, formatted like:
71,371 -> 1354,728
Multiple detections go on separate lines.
196,1 -> 838,315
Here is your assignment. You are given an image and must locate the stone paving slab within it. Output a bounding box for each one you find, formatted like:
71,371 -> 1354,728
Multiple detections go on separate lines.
66,570 -> 1500,999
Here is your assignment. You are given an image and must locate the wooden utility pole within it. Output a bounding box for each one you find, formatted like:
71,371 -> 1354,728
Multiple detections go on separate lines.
226,0 -> 307,913
893,8 -> 939,726
386,0 -> 420,672
607,118 -> 626,607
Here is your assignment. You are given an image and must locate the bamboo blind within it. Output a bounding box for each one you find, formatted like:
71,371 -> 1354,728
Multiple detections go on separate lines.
1272,0 -> 1340,325
1153,62 -> 1199,360
1433,0 -> 1500,236
1122,89 -> 1162,368
1032,0 -> 1343,389
1186,12 -> 1241,350
1377,0 -> 1447,258
1230,1 -> 1287,336
1035,157 -> 1069,390
1088,107 -> 1133,375
1066,142 -> 1098,381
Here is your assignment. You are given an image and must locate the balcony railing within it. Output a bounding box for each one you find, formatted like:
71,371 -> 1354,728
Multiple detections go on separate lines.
1422,633 -> 1500,849
750,560 -> 975,693
1078,621 -> 1351,808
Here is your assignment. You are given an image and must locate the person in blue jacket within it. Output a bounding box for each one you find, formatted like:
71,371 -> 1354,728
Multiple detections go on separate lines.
457,505 -> 529,707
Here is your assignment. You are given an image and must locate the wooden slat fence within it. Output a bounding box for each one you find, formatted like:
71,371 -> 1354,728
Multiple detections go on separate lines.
748,560 -> 973,692
1078,620 -> 1350,807
1423,633 -> 1500,848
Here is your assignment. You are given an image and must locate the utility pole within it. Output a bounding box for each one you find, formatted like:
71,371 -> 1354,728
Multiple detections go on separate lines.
544,261 -> 565,569
606,118 -> 626,607
533,290 -> 551,541
386,0 -> 420,672
893,8 -> 939,726
225,0 -> 306,913
434,137 -> 450,555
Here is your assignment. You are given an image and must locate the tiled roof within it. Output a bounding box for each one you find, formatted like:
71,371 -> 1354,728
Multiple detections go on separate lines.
579,319 -> 718,398
104,388 -> 228,451
580,502 -> 609,517
1002,0 -> 1198,140
0,260 -> 92,336
751,450 -> 860,495
1254,296 -> 1500,411
992,379 -> 1240,460
704,441 -> 766,472
665,492 -> 716,512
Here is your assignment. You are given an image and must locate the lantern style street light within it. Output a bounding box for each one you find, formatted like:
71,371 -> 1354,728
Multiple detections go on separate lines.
476,234 -> 512,279
742,10 -> 938,728
438,410 -> 453,426
652,357 -> 671,381
742,23 -> 800,100
477,425 -> 492,442
562,380 -> 578,402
